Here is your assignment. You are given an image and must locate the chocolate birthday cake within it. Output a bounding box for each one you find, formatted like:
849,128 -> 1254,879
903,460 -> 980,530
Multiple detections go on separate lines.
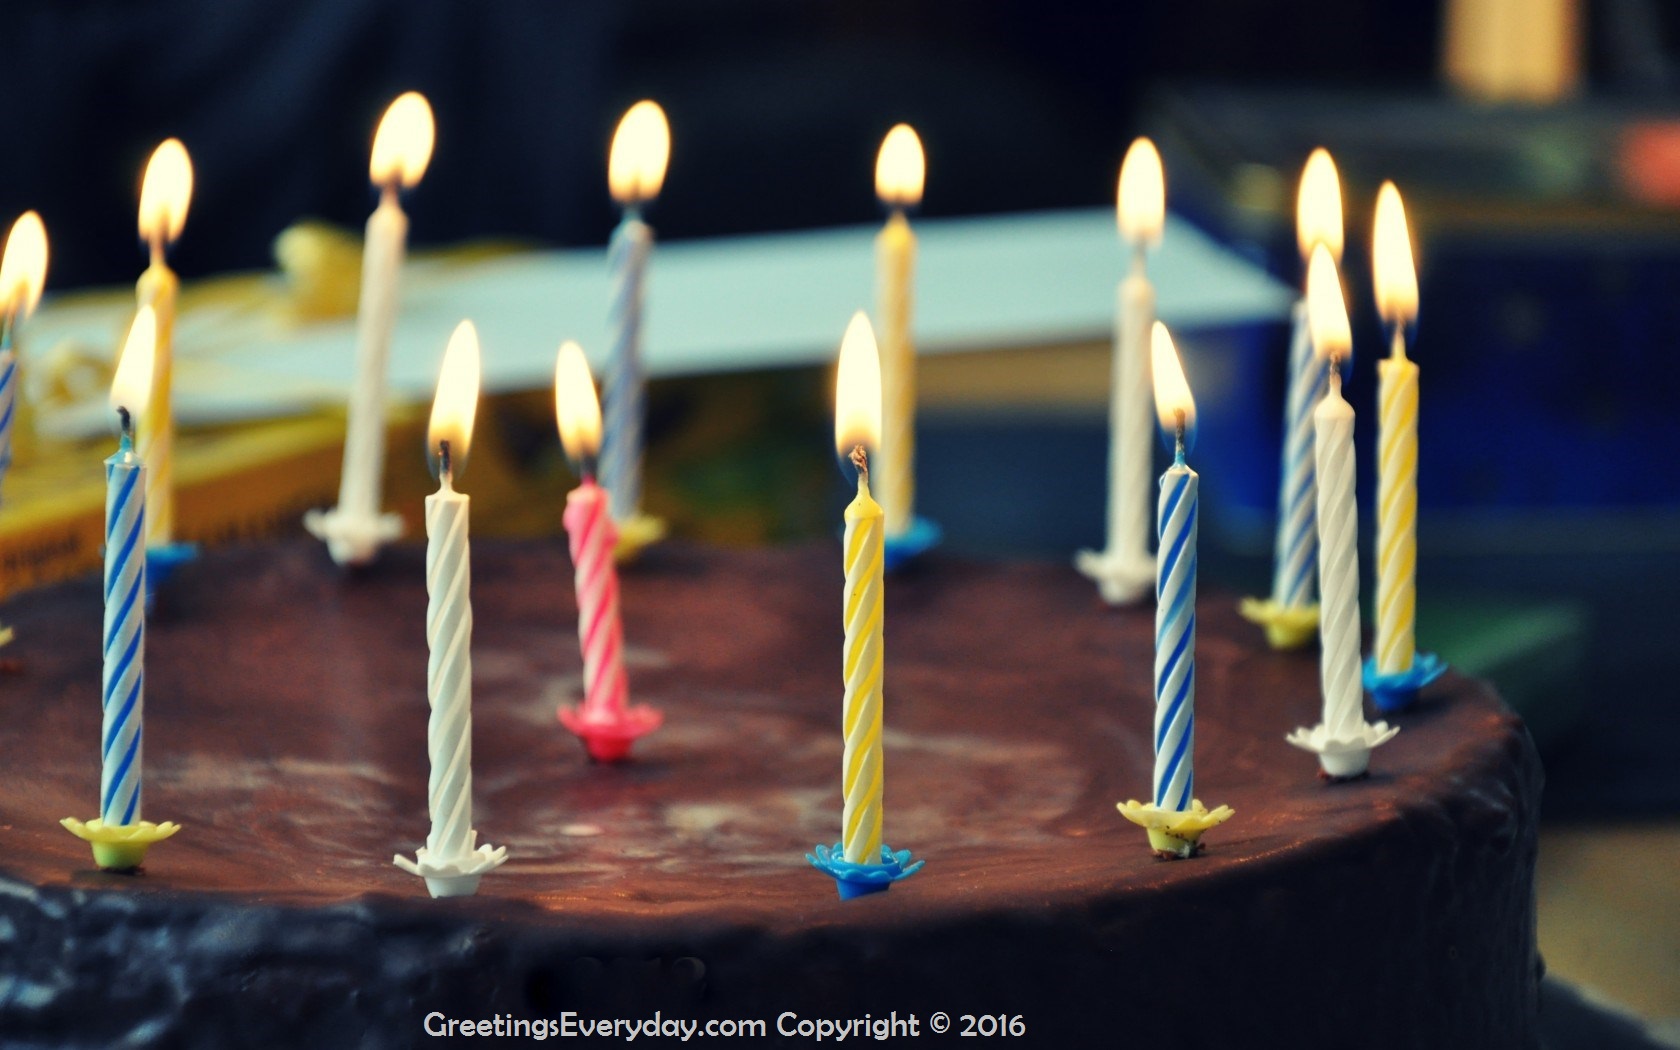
0,540 -> 1540,1048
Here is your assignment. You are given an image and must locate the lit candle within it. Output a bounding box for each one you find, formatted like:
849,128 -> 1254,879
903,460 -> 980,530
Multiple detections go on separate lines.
835,312 -> 886,865
874,123 -> 924,539
1242,149 -> 1339,647
1150,322 -> 1197,814
555,340 -> 663,761
601,100 -> 670,545
0,211 -> 48,504
393,319 -> 506,898
102,308 -> 157,829
59,307 -> 180,872
807,312 -> 922,898
1286,247 -> 1398,778
1365,182 -> 1446,710
1078,138 -> 1163,604
307,92 -> 435,566
1116,322 -> 1231,858
134,139 -> 193,549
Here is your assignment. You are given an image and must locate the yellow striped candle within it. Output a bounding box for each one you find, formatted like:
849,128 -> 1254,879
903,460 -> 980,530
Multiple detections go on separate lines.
835,312 -> 885,864
1373,182 -> 1420,675
874,125 -> 923,539
134,140 -> 192,548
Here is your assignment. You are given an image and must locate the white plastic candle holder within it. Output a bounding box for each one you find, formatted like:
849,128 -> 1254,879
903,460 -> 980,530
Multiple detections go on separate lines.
1285,720 -> 1400,780
394,832 -> 508,899
303,506 -> 405,567
1073,548 -> 1155,606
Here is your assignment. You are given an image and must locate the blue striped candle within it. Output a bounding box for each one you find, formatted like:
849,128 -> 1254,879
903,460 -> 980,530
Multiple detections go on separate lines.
601,211 -> 651,524
1150,321 -> 1198,813
102,418 -> 147,827
1154,451 -> 1197,812
1270,299 -> 1326,607
0,344 -> 15,498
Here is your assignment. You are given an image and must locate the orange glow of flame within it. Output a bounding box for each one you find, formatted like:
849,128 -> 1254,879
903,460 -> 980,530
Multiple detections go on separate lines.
0,211 -> 48,322
110,304 -> 158,419
1372,181 -> 1418,327
1305,243 -> 1351,361
1151,321 -> 1196,433
369,92 -> 436,189
427,320 -> 481,474
834,311 -> 881,455
1296,148 -> 1343,264
138,139 -> 193,248
874,124 -> 925,208
608,101 -> 671,205
553,340 -> 602,462
1117,138 -> 1165,246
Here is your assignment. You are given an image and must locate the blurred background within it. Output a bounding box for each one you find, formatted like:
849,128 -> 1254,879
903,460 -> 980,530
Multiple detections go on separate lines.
1,0 -> 1677,1042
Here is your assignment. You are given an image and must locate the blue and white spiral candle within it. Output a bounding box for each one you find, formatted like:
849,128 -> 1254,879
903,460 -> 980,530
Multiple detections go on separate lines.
102,411 -> 147,827
601,212 -> 651,524
0,340 -> 16,500
1153,428 -> 1197,813
1271,300 -> 1325,607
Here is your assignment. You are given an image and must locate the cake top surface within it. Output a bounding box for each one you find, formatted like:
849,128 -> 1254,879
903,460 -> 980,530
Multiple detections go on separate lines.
0,540 -> 1530,933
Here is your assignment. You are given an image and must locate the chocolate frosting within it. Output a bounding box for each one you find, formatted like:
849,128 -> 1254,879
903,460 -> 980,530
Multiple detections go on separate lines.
0,541 -> 1540,1048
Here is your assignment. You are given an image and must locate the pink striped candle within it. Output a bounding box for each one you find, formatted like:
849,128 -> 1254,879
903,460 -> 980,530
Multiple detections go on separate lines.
553,340 -> 662,761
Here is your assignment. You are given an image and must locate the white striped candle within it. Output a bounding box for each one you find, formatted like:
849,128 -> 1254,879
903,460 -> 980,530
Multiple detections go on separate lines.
1269,299 -> 1326,607
135,139 -> 192,548
0,211 -> 49,502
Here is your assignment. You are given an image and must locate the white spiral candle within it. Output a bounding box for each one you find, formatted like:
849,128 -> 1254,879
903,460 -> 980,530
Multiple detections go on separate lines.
1153,455 -> 1197,812
135,264 -> 178,546
423,472 -> 474,860
1109,264 -> 1156,561
338,190 -> 408,527
1314,371 -> 1363,740
601,214 -> 651,524
0,345 -> 15,491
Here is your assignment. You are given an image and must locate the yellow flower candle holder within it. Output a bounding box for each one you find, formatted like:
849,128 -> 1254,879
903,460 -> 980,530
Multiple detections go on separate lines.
1116,799 -> 1233,860
1238,597 -> 1320,650
612,513 -> 667,563
60,816 -> 180,872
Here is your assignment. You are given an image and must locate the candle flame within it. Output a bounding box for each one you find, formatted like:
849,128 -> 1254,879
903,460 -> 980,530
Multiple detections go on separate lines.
1372,181 -> 1418,327
1296,148 -> 1343,264
1117,137 -> 1165,246
553,340 -> 603,462
369,92 -> 436,190
0,211 -> 48,322
427,320 -> 481,475
1305,243 -> 1351,361
875,124 -> 925,208
608,101 -> 671,206
834,311 -> 881,455
110,304 -> 158,419
138,139 -> 193,248
1150,321 -> 1196,434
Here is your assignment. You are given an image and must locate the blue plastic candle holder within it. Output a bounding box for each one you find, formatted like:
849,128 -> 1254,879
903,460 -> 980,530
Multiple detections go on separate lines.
883,516 -> 941,572
1362,651 -> 1448,713
806,842 -> 924,900
144,542 -> 199,608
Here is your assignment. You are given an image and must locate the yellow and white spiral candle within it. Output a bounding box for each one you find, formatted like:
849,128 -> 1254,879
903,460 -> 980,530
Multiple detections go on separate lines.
135,139 -> 192,548
1373,182 -> 1419,675
874,124 -> 922,540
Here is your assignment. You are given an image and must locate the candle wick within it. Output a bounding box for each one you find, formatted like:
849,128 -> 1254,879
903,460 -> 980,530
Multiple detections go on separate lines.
1390,324 -> 1410,362
1173,411 -> 1187,465
0,312 -> 13,352
1130,244 -> 1148,278
117,406 -> 133,441
438,439 -> 452,483
849,444 -> 869,484
148,238 -> 166,269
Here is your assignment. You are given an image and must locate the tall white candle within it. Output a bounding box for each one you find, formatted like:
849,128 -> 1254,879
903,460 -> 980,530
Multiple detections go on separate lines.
395,319 -> 506,897
311,93 -> 434,566
874,124 -> 923,538
1078,138 -> 1163,604
601,101 -> 670,528
135,139 -> 192,548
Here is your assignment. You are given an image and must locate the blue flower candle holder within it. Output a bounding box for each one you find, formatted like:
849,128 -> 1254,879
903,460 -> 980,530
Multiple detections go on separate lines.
1362,652 -> 1447,713
883,516 -> 941,572
807,842 -> 924,900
